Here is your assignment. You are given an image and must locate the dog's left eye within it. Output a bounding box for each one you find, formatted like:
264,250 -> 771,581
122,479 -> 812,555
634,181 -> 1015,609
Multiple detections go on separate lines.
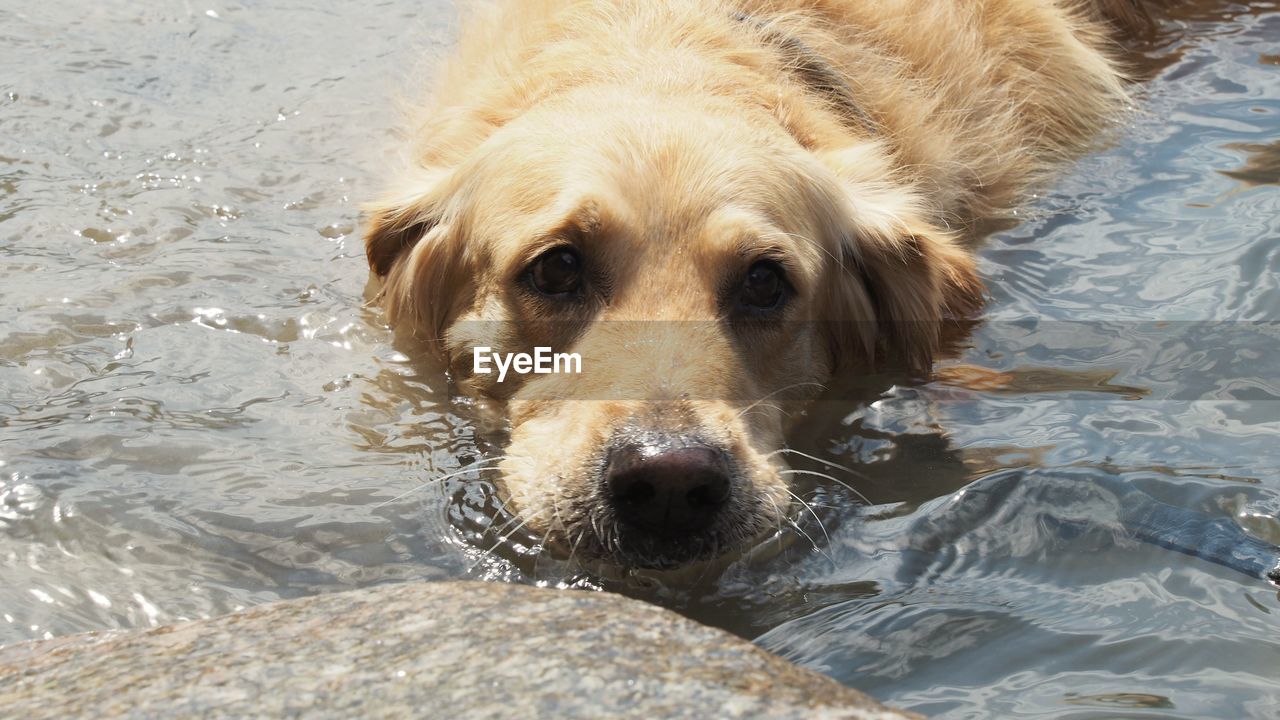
739,260 -> 787,311
528,246 -> 584,297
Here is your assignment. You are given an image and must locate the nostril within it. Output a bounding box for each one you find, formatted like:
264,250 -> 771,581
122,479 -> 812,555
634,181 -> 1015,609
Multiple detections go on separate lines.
605,443 -> 732,536
615,476 -> 656,507
686,475 -> 729,509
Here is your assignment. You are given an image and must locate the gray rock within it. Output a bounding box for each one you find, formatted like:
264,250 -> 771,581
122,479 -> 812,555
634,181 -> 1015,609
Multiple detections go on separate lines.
0,580 -> 919,719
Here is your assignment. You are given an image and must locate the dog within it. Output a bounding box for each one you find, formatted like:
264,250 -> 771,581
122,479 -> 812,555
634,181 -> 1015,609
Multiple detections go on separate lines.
364,0 -> 1153,569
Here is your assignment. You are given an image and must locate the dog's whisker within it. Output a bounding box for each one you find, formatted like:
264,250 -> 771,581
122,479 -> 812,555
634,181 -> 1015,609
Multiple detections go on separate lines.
761,492 -> 787,548
767,447 -> 870,480
484,507 -> 525,542
534,522 -> 555,580
472,511 -> 529,565
374,456 -> 508,509
564,522 -> 587,574
536,493 -> 568,579
784,513 -> 828,564
726,381 -> 827,427
467,520 -> 528,575
488,496 -> 516,524
590,510 -> 605,553
483,492 -> 538,544
735,402 -> 791,424
469,507 -> 552,574
783,487 -> 836,566
759,486 -> 822,560
779,468 -> 871,505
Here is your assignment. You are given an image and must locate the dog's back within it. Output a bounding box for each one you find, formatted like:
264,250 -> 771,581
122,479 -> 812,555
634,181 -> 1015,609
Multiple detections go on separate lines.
402,0 -> 1145,234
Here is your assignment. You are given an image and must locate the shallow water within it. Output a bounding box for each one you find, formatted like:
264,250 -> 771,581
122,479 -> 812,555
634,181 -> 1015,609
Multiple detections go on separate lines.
2,1 -> 1278,717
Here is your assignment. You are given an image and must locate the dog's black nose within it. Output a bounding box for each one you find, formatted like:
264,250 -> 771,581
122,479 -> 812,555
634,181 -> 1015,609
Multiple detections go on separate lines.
605,443 -> 731,536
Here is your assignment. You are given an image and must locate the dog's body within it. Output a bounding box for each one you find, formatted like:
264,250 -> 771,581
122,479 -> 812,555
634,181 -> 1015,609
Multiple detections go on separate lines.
366,0 -> 1148,569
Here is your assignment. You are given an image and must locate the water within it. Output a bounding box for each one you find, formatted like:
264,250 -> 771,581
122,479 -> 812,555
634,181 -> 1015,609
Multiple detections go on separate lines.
2,1 -> 1278,717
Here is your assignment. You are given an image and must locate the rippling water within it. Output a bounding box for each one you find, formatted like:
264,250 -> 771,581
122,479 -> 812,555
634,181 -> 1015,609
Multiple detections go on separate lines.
2,1 -> 1278,717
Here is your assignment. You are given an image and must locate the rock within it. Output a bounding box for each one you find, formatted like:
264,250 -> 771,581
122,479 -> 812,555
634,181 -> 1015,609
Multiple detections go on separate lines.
0,580 -> 919,719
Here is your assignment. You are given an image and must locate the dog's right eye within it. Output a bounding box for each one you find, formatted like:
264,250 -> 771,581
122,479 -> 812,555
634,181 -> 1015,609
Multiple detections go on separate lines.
738,260 -> 788,312
527,246 -> 584,298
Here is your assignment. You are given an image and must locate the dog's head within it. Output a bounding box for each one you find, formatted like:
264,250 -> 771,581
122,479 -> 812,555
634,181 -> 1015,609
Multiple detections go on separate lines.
365,89 -> 982,569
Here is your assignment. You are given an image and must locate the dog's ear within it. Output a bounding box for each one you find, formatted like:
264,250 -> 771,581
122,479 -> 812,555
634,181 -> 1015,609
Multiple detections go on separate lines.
364,166 -> 452,277
363,166 -> 472,342
851,222 -> 984,373
818,145 -> 985,374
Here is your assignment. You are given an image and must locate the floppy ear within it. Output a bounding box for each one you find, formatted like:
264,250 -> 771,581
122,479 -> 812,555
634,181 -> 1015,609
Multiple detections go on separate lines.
854,223 -> 984,373
364,166 -> 452,277
363,166 -> 472,343
818,145 -> 985,374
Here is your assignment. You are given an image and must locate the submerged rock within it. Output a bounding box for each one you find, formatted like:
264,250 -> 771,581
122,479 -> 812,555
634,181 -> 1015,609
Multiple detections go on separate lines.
0,580 -> 918,719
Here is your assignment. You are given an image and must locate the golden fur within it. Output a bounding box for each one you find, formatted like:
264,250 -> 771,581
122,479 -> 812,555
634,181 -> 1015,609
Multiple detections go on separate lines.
364,0 -> 1148,568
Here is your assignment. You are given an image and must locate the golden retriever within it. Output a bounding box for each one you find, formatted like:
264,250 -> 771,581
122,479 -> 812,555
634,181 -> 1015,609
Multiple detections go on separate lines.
364,0 -> 1152,569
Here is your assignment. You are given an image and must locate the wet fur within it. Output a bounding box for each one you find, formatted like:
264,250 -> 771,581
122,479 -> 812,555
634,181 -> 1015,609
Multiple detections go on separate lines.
364,0 -> 1150,568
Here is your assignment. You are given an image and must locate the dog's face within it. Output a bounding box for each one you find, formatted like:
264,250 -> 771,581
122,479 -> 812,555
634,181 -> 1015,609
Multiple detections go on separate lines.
366,89 -> 982,569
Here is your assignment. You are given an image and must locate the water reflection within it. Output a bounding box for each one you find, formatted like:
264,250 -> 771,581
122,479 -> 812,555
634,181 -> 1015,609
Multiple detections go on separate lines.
748,469 -> 1280,718
1221,140 -> 1280,187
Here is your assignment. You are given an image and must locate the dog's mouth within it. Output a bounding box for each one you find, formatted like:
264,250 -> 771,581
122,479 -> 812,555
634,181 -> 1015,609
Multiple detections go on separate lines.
557,500 -> 775,571
578,520 -> 749,570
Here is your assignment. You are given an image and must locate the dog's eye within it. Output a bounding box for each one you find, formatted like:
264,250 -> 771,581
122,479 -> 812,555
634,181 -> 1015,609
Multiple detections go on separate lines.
528,246 -> 583,297
739,260 -> 786,311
